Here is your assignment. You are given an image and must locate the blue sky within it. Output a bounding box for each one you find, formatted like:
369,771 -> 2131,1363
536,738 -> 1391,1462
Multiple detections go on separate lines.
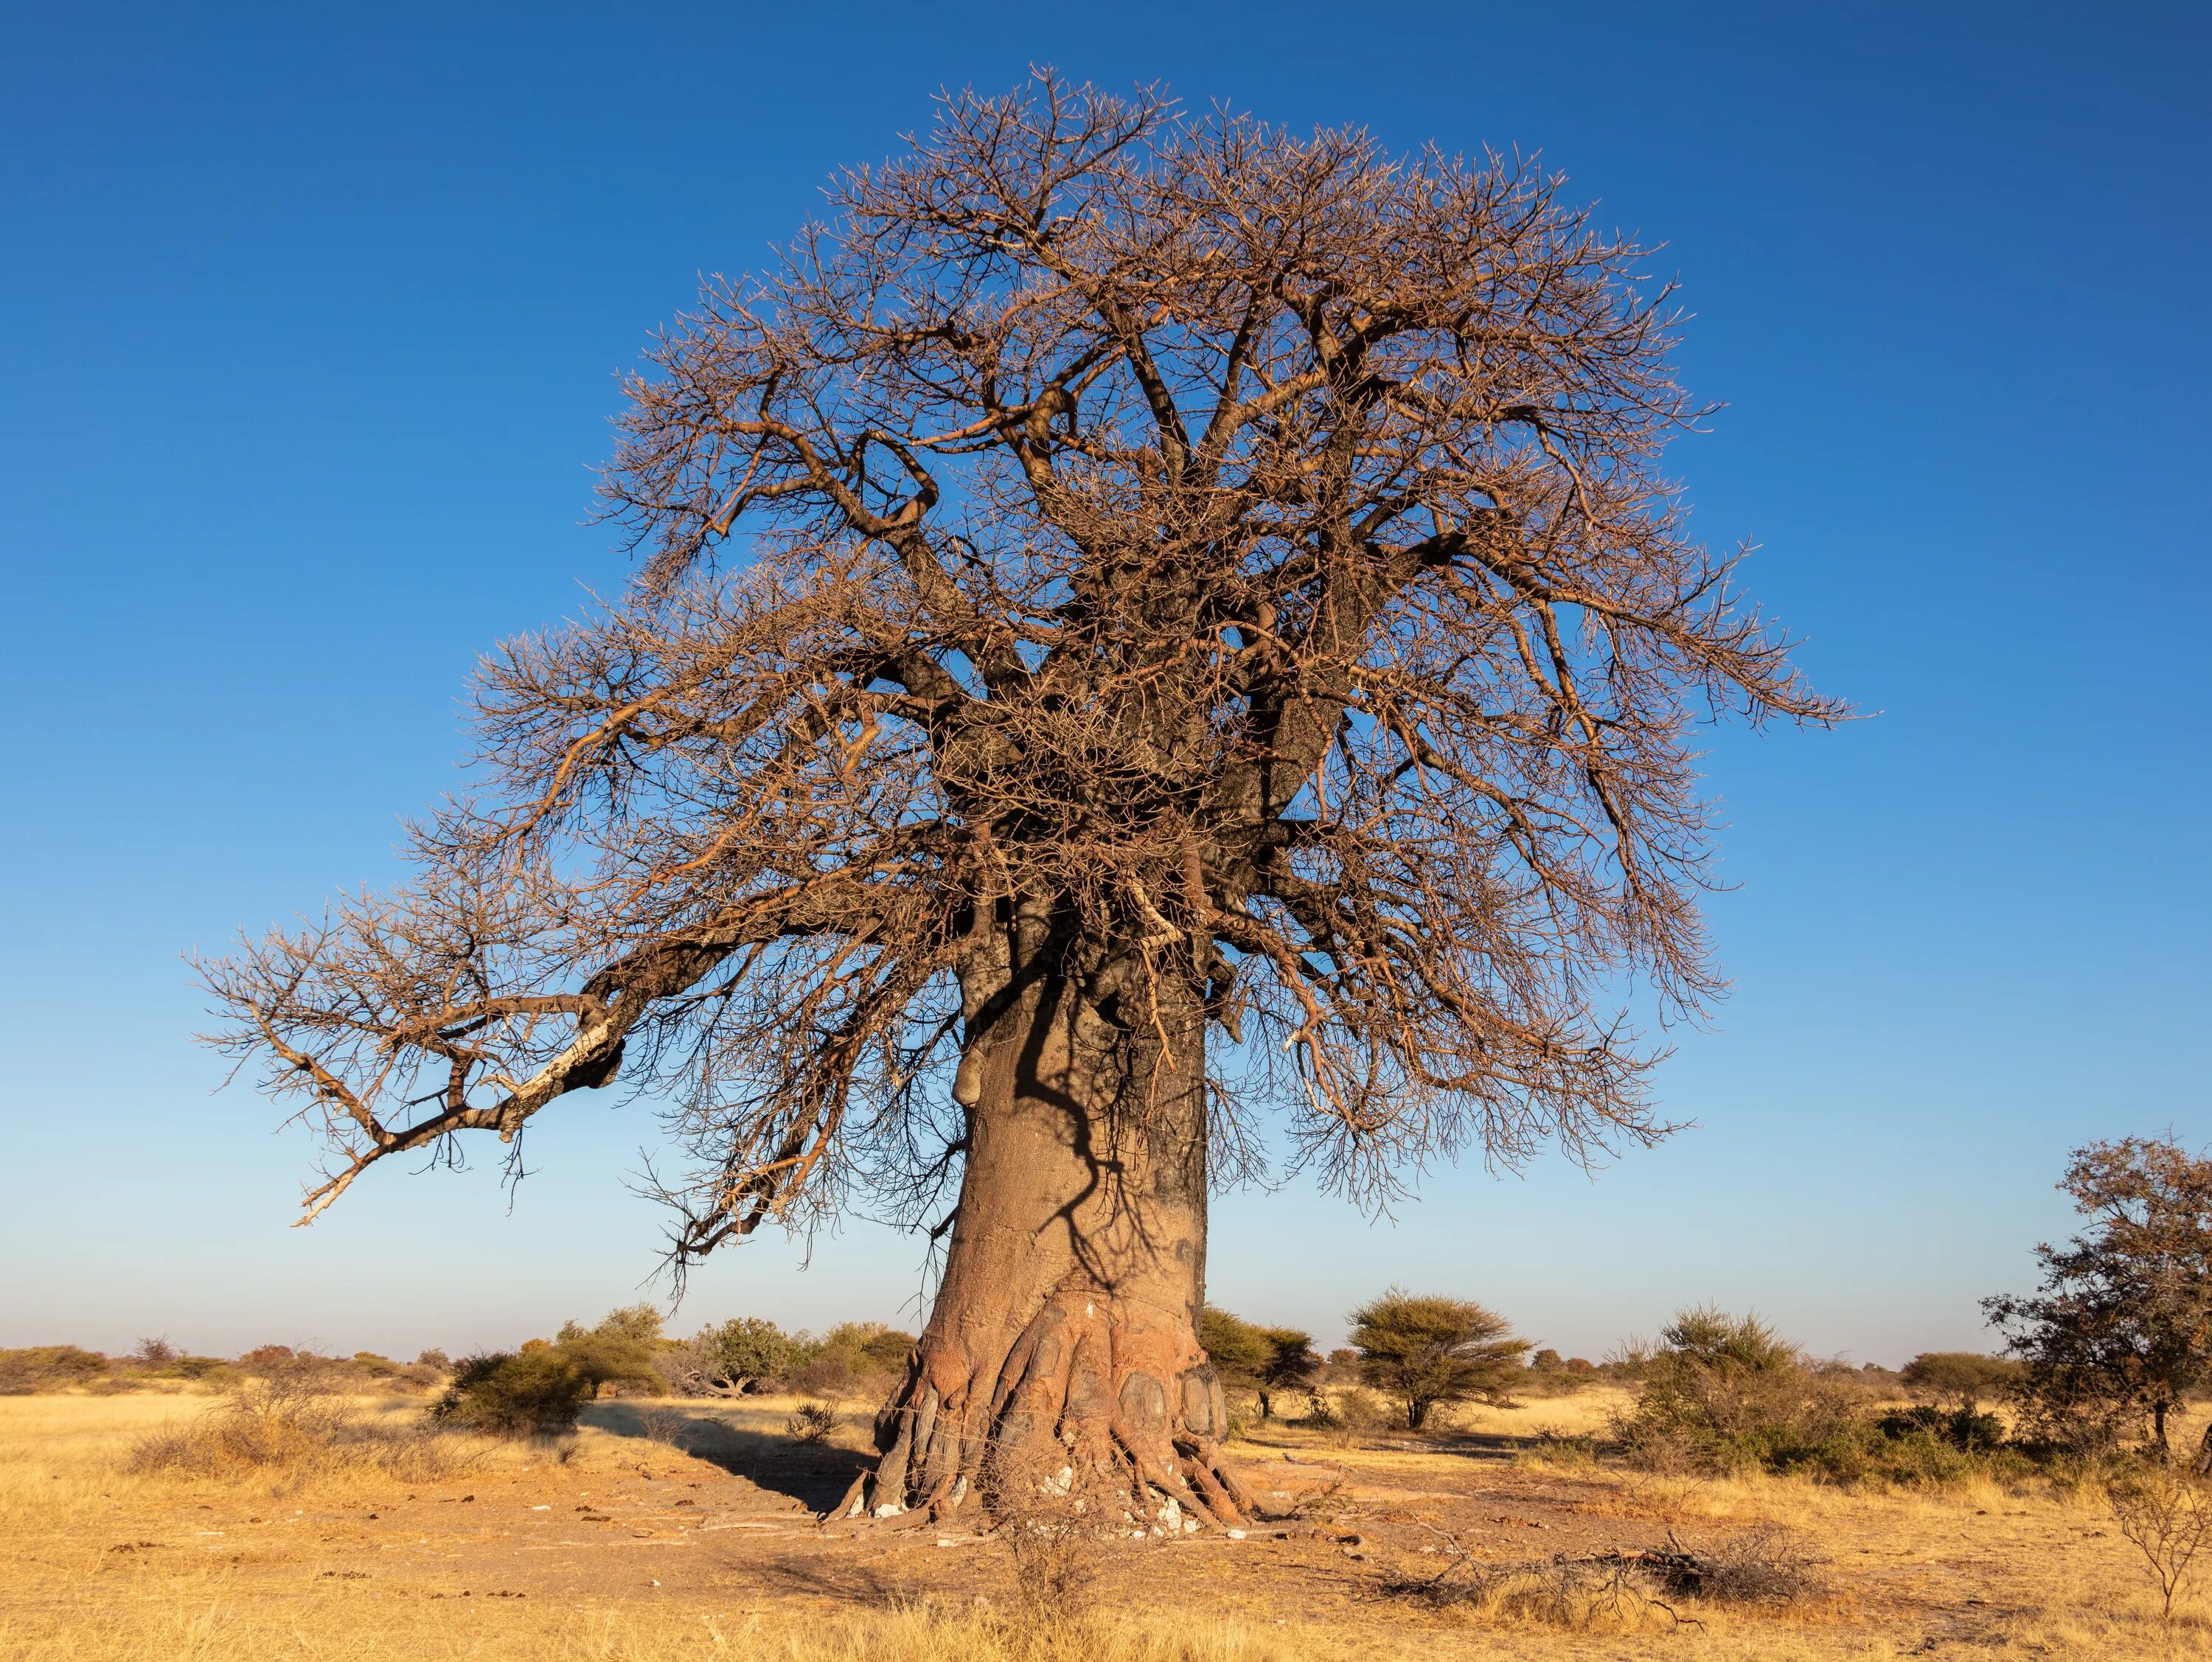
2,1 -> 2205,1365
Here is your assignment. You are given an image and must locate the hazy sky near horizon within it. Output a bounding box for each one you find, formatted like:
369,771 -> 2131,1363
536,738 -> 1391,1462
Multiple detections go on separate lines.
3,2 -> 2206,1366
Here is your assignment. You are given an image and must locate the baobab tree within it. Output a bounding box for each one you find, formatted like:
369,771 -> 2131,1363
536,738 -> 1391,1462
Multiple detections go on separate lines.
202,77 -> 1837,1528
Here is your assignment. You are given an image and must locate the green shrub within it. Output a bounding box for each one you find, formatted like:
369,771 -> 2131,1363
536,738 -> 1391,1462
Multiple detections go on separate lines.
432,1347 -> 594,1437
669,1317 -> 800,1396
1615,1308 -> 1859,1475
1877,1404 -> 2007,1453
1619,1309 -> 2037,1487
786,1322 -> 915,1397
553,1308 -> 668,1397
785,1401 -> 841,1443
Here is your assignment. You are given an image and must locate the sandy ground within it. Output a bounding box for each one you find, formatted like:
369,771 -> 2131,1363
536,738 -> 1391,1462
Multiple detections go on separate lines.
0,1388 -> 2205,1660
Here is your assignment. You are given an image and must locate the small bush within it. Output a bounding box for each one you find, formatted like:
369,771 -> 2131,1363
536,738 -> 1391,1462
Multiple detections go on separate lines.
1517,1432 -> 1600,1470
432,1348 -> 594,1438
1877,1405 -> 2006,1453
2104,1461 -> 2212,1621
785,1401 -> 842,1444
1388,1552 -> 1680,1633
0,1345 -> 111,1393
1310,1386 -> 1387,1447
1386,1526 -> 1816,1630
981,1433 -> 1124,1643
1615,1308 -> 1860,1477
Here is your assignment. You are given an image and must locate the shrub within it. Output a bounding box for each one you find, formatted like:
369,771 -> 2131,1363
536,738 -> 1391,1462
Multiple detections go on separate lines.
980,1431 -> 1125,1641
1309,1385 -> 1387,1447
1876,1404 -> 2007,1454
1517,1431 -> 1601,1470
668,1316 -> 799,1396
786,1322 -> 915,1397
1620,1310 -> 2044,1487
2105,1461 -> 2212,1621
785,1401 -> 842,1444
1899,1352 -> 2021,1416
131,1370 -> 463,1481
0,1345 -> 111,1393
1385,1524 -> 1818,1626
554,1308 -> 669,1397
1615,1308 -> 1860,1476
1349,1290 -> 1529,1430
431,1347 -> 594,1437
1524,1349 -> 1600,1397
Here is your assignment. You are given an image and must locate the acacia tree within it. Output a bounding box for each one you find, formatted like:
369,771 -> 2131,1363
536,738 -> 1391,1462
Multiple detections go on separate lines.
201,77 -> 1834,1527
1257,1327 -> 1323,1422
1349,1290 -> 1528,1430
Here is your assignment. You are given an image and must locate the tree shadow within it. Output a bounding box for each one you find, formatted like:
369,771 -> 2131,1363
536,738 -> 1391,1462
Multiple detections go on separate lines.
1229,1424 -> 1522,1463
581,1401 -> 869,1514
749,1552 -> 914,1607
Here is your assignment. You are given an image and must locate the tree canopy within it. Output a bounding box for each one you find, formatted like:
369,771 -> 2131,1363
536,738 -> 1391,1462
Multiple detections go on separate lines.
199,76 -> 1837,1267
1349,1289 -> 1528,1429
1986,1136 -> 2212,1458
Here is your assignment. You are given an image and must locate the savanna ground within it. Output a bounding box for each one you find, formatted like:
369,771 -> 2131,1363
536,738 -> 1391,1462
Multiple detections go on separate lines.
1,1385 -> 2202,1661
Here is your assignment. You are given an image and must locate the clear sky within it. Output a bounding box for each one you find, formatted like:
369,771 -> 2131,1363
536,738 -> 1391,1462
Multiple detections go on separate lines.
3,1 -> 2205,1367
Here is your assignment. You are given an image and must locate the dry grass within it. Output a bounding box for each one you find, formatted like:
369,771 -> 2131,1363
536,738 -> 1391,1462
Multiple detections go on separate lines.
2,1391 -> 2209,1660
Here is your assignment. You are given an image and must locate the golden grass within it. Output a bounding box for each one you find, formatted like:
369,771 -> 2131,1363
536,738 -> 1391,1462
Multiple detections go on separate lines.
3,1391 -> 2208,1661
1441,1385 -> 1635,1442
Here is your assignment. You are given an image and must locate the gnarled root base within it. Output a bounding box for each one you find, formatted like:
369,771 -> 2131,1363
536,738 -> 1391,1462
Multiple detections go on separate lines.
827,1286 -> 1258,1534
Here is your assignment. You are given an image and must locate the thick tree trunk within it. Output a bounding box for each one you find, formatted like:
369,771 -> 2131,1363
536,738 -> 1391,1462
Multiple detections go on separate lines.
834,955 -> 1253,1531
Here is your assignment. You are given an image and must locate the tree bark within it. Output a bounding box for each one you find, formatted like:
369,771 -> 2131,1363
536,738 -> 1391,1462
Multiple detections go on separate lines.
834,952 -> 1251,1530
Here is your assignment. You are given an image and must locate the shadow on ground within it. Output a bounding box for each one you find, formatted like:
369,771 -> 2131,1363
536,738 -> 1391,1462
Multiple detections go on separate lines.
580,1402 -> 869,1513
1234,1425 -> 1522,1463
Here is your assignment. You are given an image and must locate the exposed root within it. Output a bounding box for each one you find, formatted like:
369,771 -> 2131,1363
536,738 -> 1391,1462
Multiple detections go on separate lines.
826,1283 -> 1252,1537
